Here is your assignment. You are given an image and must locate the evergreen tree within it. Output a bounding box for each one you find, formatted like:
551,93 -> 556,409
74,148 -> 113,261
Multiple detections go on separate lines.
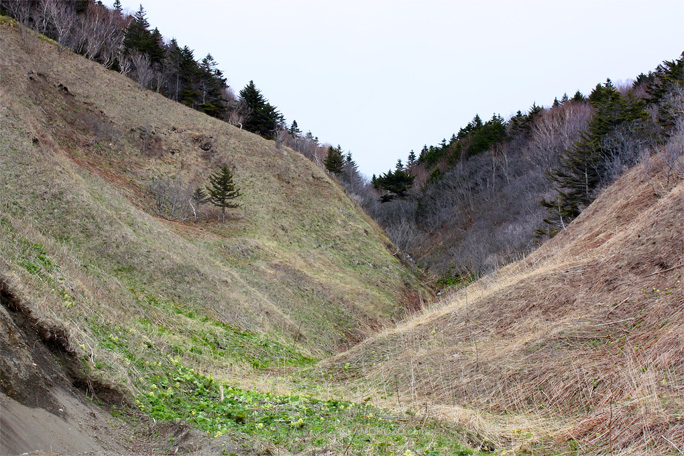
341,153 -> 364,194
289,120 -> 301,137
206,166 -> 241,223
148,28 -> 165,64
239,81 -> 284,139
177,46 -> 202,107
373,168 -> 415,202
418,145 -> 428,161
113,0 -> 122,12
645,53 -> 684,103
528,102 -> 543,117
572,90 -> 585,102
407,150 -> 416,166
124,6 -> 153,54
324,146 -> 345,174
644,53 -> 684,132
198,53 -> 227,117
540,80 -> 648,235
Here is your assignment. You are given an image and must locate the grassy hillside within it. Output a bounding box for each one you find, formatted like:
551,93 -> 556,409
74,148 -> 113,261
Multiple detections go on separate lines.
0,19 -> 490,456
327,157 -> 684,454
0,15 -> 420,358
3,17 -> 682,456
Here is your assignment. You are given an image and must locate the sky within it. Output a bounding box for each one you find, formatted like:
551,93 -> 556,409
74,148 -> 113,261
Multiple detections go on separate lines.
118,0 -> 684,177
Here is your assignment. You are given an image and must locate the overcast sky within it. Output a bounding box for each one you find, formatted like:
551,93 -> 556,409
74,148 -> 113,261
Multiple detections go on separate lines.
118,0 -> 683,177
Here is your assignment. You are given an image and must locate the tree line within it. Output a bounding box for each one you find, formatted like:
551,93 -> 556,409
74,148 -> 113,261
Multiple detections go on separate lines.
0,0 -> 287,139
363,53 -> 684,282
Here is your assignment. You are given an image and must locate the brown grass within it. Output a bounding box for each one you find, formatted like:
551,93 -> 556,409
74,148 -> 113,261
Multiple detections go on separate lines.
0,21 -> 426,391
328,162 -> 684,454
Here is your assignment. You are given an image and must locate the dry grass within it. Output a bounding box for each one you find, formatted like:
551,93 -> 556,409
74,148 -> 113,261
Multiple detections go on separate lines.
0,20 -> 426,394
3,18 -> 684,455
327,162 -> 684,454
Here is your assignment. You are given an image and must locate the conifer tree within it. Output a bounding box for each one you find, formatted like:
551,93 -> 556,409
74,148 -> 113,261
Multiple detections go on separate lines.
239,81 -> 283,139
572,90 -> 585,102
289,120 -> 301,137
206,166 -> 241,223
124,6 -> 154,55
324,146 -> 345,174
198,54 -> 227,116
407,150 -> 416,166
540,79 -> 648,235
373,168 -> 415,202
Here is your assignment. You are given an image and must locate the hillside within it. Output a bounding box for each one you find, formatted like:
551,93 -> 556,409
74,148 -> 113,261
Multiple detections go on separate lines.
2,16 -> 683,456
328,155 -> 684,454
0,19 -> 481,456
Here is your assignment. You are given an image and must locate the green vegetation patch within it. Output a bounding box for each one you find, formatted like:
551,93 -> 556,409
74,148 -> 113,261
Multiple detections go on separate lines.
137,361 -> 485,456
135,293 -> 316,369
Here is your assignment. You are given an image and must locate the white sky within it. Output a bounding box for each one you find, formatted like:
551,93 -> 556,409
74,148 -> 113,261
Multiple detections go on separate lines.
118,0 -> 684,177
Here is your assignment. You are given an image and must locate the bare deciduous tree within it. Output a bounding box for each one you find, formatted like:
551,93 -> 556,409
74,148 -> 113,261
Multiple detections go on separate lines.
130,52 -> 155,88
148,176 -> 195,221
40,0 -> 76,49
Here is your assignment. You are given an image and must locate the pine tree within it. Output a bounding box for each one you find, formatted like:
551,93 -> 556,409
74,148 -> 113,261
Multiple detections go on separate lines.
289,120 -> 301,137
407,150 -> 416,166
572,90 -> 585,102
239,81 -> 283,139
373,168 -> 415,202
206,166 -> 241,223
177,46 -> 202,108
124,6 -> 152,53
198,53 -> 227,117
644,53 -> 684,133
113,0 -> 122,12
324,146 -> 345,174
340,153 -> 364,194
645,53 -> 684,103
540,79 -> 648,235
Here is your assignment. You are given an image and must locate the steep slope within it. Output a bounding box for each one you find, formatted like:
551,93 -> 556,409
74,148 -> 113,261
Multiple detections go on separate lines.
0,19 -> 441,455
0,17 -> 422,355
329,157 -> 684,454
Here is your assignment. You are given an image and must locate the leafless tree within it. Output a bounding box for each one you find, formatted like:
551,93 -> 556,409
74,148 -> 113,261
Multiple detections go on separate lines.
40,0 -> 76,49
117,52 -> 132,76
78,3 -> 127,68
274,126 -> 288,149
525,102 -> 593,173
130,52 -> 155,88
148,177 -> 195,221
1,0 -> 37,51
1,0 -> 32,26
